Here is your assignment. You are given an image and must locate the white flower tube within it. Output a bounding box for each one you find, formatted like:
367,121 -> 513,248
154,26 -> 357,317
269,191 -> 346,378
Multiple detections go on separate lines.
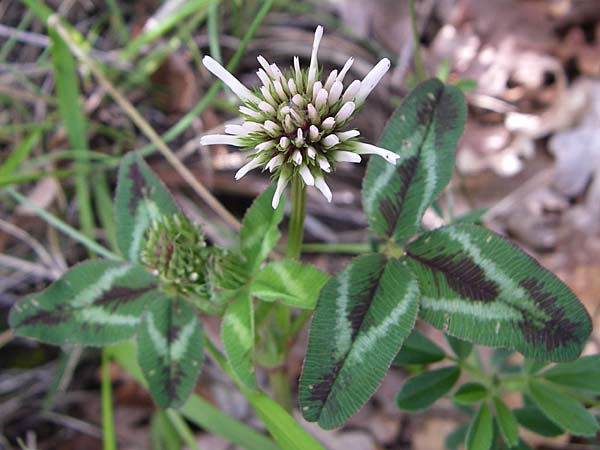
224,124 -> 247,135
235,157 -> 262,180
266,154 -> 284,172
336,129 -> 360,141
272,176 -> 289,209
355,58 -> 391,105
203,56 -> 260,104
299,165 -> 315,186
334,150 -> 361,163
200,134 -> 244,146
315,176 -> 332,202
353,142 -> 400,164
337,57 -> 354,83
307,26 -> 324,89
335,102 -> 356,123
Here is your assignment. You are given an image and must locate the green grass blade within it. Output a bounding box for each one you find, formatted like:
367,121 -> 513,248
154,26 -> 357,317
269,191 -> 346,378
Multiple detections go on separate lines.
0,130 -> 40,178
208,0 -> 222,63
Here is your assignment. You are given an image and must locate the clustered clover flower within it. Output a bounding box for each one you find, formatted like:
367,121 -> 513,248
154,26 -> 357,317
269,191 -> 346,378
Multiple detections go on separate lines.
200,26 -> 400,208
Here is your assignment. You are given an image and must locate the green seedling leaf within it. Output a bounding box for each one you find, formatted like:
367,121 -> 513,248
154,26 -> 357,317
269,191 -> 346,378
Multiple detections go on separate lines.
447,335 -> 473,360
10,260 -> 158,345
115,152 -> 179,262
251,261 -> 329,309
493,397 -> 519,448
528,379 -> 599,437
542,354 -> 600,392
222,290 -> 256,389
300,255 -> 419,429
465,403 -> 493,450
405,224 -> 592,362
362,78 -> 466,242
393,329 -> 445,366
454,383 -> 488,404
396,365 -> 460,412
514,404 -> 563,437
137,296 -> 203,409
240,184 -> 285,272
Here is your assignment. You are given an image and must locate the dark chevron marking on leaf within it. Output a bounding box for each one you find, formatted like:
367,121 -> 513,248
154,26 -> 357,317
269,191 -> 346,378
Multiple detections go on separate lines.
518,278 -> 578,351
378,156 -> 419,237
300,256 -> 420,429
115,152 -> 179,262
406,251 -> 499,302
137,296 -> 203,408
406,224 -> 592,361
10,260 -> 160,346
362,79 -> 466,242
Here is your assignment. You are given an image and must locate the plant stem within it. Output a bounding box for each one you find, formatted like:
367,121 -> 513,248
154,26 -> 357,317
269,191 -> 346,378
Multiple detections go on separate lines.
268,368 -> 293,413
301,242 -> 371,254
101,349 -> 117,450
285,175 -> 307,260
408,0 -> 427,82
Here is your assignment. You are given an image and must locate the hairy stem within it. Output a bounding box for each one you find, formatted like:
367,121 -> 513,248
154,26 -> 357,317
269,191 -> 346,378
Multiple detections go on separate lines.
101,349 -> 117,450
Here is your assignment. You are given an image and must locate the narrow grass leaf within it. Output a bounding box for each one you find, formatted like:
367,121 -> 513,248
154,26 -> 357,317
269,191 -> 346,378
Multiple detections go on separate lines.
10,260 -> 159,345
493,397 -> 519,448
542,355 -> 600,392
240,184 -> 284,272
222,290 -> 256,389
393,329 -> 446,366
137,296 -> 203,409
251,261 -> 329,309
0,130 -> 40,178
465,403 -> 494,450
528,379 -> 599,436
300,256 -> 420,428
115,152 -> 179,262
396,366 -> 460,411
362,79 -> 466,242
406,224 -> 592,362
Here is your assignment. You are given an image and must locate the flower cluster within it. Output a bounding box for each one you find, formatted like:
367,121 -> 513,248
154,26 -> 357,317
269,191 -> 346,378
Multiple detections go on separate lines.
200,26 -> 399,208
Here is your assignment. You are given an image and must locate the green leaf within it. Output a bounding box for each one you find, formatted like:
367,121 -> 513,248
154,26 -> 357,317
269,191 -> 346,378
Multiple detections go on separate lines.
523,359 -> 548,374
448,335 -> 473,360
115,152 -> 179,262
514,404 -> 563,437
393,329 -> 446,366
396,366 -> 461,412
10,260 -> 158,345
362,79 -> 466,242
246,390 -> 326,450
542,355 -> 600,392
300,255 -> 419,428
137,297 -> 203,409
222,290 -> 256,389
493,397 -> 519,448
454,383 -> 488,404
251,261 -> 329,309
528,379 -> 598,437
446,424 -> 468,450
405,224 -> 592,361
465,403 -> 494,450
240,184 -> 285,272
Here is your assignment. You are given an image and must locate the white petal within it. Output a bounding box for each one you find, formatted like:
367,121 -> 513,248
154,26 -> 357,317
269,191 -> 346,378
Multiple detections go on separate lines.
292,94 -> 305,107
256,140 -> 277,152
337,57 -> 354,83
270,63 -> 284,82
235,158 -> 262,180
307,25 -> 324,88
315,89 -> 328,109
239,106 -> 262,120
335,101 -> 356,123
284,114 -> 294,132
318,156 -> 331,172
324,70 -> 338,90
242,121 -> 263,133
294,56 -> 303,88
288,78 -> 298,95
280,136 -> 290,149
307,146 -> 317,159
272,176 -> 289,209
328,81 -> 343,105
342,80 -> 361,103
260,86 -> 276,105
299,165 -> 315,186
308,104 -> 320,124
266,154 -> 284,172
355,58 -> 391,105
312,81 -> 323,103
336,129 -> 360,141
274,79 -> 287,101
256,69 -> 272,87
290,108 -> 303,124
257,55 -> 273,76
292,150 -> 303,165
334,150 -> 361,163
315,176 -> 332,202
258,101 -> 276,114
203,56 -> 260,104
353,142 -> 400,164
309,125 -> 320,141
224,124 -> 247,135
295,128 -> 305,146
322,117 -> 335,130
322,134 -> 340,148
201,134 -> 244,146
263,120 -> 281,135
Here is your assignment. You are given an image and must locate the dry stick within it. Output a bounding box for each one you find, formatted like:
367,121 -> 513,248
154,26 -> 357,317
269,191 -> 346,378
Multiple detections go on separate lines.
47,15 -> 241,231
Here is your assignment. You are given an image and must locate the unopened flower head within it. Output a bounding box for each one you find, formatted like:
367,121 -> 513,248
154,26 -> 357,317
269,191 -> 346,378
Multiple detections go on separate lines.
200,26 -> 399,208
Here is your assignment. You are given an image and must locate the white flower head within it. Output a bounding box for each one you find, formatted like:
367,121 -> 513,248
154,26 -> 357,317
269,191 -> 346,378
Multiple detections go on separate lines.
200,26 -> 394,207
